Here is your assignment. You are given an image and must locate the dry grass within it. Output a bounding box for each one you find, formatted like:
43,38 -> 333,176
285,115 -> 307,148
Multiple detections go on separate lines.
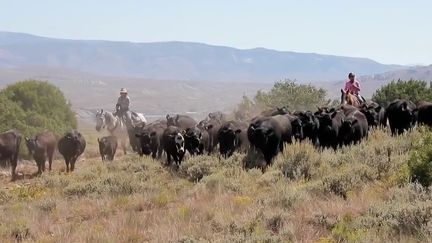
0,127 -> 428,242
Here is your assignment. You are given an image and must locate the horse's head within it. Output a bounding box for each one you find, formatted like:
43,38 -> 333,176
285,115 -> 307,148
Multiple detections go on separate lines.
341,89 -> 361,107
340,89 -> 348,105
95,109 -> 105,132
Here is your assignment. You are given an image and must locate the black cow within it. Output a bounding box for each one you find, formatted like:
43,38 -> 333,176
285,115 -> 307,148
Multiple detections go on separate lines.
316,111 -> 345,149
25,131 -> 56,175
98,136 -> 118,161
135,121 -> 166,159
339,111 -> 369,145
416,101 -> 432,127
166,114 -> 197,129
162,126 -> 186,165
0,129 -> 22,180
58,130 -> 86,172
217,121 -> 249,158
385,99 -> 416,135
247,117 -> 283,167
184,127 -> 210,155
294,111 -> 319,144
360,103 -> 386,128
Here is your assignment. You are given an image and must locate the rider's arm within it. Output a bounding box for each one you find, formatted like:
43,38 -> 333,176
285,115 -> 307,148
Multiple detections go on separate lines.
354,81 -> 361,91
126,97 -> 130,109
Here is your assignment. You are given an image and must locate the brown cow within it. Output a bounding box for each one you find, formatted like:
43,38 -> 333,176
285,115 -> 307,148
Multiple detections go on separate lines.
0,129 -> 22,180
25,132 -> 56,175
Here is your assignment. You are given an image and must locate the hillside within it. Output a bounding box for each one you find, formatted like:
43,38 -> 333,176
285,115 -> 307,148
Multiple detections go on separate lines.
0,31 -> 403,82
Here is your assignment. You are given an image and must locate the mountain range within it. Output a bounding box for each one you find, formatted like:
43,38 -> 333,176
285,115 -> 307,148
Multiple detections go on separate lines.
0,31 -> 403,82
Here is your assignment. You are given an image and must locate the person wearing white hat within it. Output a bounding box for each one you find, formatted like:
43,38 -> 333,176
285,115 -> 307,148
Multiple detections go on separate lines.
114,88 -> 131,125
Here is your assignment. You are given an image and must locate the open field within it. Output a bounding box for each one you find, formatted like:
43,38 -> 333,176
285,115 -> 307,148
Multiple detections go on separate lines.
0,126 -> 429,242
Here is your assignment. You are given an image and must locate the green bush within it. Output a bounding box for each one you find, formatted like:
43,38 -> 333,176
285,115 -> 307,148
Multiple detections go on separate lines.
372,79 -> 432,106
408,128 -> 432,187
0,80 -> 76,137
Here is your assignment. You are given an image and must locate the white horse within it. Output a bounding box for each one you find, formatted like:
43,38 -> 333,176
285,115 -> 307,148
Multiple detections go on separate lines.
95,109 -> 129,154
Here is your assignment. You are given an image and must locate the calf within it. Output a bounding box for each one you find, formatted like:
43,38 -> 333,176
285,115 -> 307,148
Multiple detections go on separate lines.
0,129 -> 22,180
247,117 -> 283,167
25,131 -> 56,174
98,136 -> 118,161
316,111 -> 345,150
58,130 -> 86,172
217,121 -> 249,158
162,126 -> 186,165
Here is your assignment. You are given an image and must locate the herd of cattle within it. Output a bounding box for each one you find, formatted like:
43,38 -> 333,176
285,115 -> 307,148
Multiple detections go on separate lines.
0,98 -> 431,180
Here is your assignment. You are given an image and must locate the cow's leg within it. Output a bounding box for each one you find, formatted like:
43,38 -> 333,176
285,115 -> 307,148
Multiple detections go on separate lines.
157,148 -> 163,160
121,138 -> 127,155
65,158 -> 70,173
41,157 -> 46,172
48,150 -> 53,171
37,160 -> 43,175
166,153 -> 172,165
70,157 -> 76,172
11,156 -> 18,181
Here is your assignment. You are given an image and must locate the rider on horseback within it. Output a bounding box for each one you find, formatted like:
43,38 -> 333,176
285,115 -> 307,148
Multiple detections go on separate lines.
344,73 -> 366,103
114,88 -> 132,126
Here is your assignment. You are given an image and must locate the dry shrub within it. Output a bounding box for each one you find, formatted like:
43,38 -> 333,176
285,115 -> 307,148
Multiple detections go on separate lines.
179,156 -> 216,182
322,164 -> 377,199
275,141 -> 321,180
355,184 -> 432,237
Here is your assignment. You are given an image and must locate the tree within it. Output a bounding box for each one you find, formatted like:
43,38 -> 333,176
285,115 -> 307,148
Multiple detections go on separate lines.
254,79 -> 327,111
233,79 -> 328,120
372,79 -> 432,106
0,80 -> 77,137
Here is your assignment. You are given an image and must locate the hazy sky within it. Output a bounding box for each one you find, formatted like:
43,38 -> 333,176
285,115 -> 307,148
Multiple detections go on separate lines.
1,0 -> 431,65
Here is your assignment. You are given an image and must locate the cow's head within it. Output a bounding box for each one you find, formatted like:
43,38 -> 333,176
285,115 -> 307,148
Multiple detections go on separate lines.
170,132 -> 185,155
166,114 -> 177,126
184,127 -> 202,154
340,117 -> 358,142
291,117 -> 304,140
25,137 -> 38,155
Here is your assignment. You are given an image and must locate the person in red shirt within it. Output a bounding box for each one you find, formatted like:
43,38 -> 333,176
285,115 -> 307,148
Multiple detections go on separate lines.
344,73 -> 365,103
